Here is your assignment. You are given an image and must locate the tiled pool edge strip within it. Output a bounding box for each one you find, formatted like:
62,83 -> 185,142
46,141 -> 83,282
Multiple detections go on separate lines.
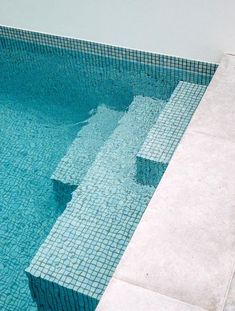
136,82 -> 206,186
0,25 -> 217,82
96,54 -> 235,311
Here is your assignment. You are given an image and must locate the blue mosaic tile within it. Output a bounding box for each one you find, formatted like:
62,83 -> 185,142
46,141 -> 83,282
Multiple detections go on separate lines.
26,96 -> 165,310
136,81 -> 207,186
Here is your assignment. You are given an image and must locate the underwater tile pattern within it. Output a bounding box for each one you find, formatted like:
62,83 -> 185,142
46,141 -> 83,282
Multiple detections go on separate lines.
0,25 -> 217,85
26,96 -> 165,311
137,82 -> 207,186
52,105 -> 123,189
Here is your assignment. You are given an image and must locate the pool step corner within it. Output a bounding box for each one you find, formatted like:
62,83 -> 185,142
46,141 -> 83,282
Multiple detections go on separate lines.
136,81 -> 207,187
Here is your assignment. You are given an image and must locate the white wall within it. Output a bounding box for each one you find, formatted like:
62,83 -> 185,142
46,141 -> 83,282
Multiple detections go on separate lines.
0,0 -> 235,63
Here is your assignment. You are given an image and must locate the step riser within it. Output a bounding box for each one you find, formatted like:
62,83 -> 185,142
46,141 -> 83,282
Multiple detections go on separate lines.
136,156 -> 168,186
26,274 -> 99,311
53,180 -> 77,212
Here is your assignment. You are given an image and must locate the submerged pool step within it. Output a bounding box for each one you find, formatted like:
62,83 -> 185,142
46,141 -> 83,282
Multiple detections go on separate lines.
136,81 -> 207,186
26,95 -> 166,311
51,105 -> 123,207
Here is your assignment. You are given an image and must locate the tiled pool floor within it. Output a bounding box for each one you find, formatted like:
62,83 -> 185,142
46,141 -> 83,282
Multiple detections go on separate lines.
0,96 -> 80,310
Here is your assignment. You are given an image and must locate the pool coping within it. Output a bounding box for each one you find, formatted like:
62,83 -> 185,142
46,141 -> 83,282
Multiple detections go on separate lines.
96,53 -> 235,311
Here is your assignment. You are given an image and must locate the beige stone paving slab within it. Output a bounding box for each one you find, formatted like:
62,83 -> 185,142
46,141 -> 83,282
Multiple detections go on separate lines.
189,54 -> 235,142
96,278 -> 208,311
113,131 -> 235,311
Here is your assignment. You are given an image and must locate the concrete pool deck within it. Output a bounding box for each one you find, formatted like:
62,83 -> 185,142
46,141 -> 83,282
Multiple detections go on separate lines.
96,54 -> 235,311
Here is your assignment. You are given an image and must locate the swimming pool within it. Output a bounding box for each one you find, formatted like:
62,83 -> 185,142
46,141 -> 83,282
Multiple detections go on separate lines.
0,26 -> 217,311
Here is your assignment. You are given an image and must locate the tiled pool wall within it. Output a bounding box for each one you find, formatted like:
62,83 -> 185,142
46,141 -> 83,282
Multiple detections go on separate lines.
0,25 -> 218,311
0,25 -> 217,86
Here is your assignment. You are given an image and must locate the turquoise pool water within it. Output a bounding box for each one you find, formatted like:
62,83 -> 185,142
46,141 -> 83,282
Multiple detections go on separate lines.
0,35 -> 211,311
0,38 -> 175,311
